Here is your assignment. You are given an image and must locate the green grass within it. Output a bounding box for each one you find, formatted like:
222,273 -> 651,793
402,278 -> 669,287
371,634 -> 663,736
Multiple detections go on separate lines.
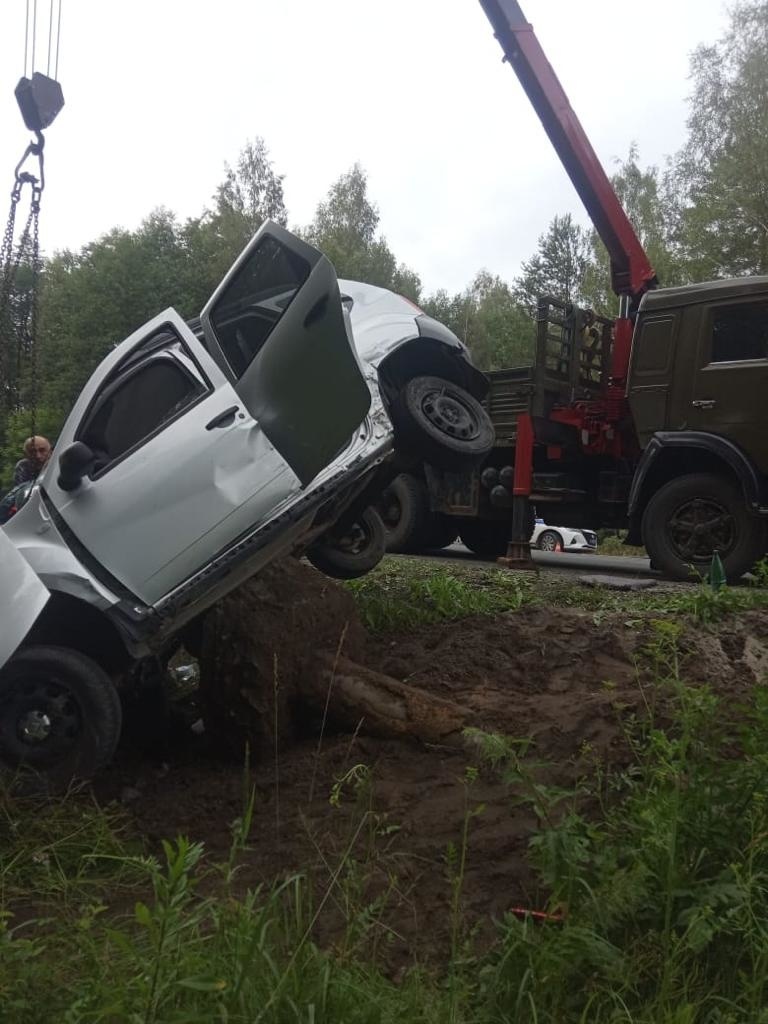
6,568 -> 768,1020
596,532 -> 647,557
346,555 -> 768,632
466,620 -> 768,1022
345,562 -> 531,633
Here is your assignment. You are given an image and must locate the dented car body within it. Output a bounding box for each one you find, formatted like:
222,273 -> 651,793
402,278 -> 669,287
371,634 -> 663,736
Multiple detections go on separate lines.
0,221 -> 492,788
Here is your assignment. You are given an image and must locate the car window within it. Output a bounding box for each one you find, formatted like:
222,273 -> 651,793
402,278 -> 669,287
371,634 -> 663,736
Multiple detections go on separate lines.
710,302 -> 768,363
209,234 -> 311,378
78,339 -> 206,471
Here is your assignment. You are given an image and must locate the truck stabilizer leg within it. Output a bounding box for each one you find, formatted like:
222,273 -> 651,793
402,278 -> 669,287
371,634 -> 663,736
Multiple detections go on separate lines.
497,495 -> 537,571
497,413 -> 537,572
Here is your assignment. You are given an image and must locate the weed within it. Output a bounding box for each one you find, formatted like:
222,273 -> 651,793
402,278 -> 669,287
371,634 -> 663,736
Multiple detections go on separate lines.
471,626 -> 768,1022
347,563 -> 530,632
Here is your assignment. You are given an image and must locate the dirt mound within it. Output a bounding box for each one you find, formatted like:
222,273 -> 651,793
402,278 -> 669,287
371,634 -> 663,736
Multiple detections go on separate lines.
98,584 -> 768,967
199,558 -> 366,754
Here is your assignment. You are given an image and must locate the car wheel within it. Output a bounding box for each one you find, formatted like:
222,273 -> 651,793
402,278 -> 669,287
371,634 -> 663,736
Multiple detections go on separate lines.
307,507 -> 386,580
458,519 -> 510,559
378,474 -> 433,553
391,375 -> 494,471
537,529 -> 563,552
0,646 -> 122,794
642,472 -> 766,582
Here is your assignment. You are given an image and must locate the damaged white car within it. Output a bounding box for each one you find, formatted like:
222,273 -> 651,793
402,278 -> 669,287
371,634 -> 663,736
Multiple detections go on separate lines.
0,221 -> 493,789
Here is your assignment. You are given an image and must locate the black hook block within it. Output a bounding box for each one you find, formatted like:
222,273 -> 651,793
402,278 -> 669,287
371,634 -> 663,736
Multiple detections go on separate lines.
15,72 -> 65,132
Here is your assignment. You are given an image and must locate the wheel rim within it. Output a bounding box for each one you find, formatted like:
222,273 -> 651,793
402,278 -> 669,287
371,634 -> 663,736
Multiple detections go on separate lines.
667,496 -> 737,562
335,519 -> 373,556
420,387 -> 480,442
379,492 -> 402,530
539,532 -> 559,551
0,676 -> 83,768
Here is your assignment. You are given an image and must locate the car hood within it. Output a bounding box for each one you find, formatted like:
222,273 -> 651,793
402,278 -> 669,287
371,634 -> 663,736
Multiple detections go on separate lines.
0,529 -> 50,670
338,279 -> 465,365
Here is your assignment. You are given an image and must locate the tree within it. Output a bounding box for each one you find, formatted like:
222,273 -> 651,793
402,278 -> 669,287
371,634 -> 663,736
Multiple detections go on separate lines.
305,164 -> 421,298
180,138 -> 289,299
215,137 -> 287,234
582,147 -> 684,313
672,1 -> 768,278
36,208 -> 195,421
514,214 -> 590,313
423,271 -> 534,371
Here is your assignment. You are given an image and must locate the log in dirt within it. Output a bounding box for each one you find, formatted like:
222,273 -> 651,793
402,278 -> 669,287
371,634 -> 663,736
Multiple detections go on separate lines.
198,558 -> 468,756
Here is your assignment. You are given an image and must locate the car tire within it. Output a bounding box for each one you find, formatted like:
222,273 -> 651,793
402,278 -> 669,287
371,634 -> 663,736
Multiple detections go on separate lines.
379,474 -> 433,553
0,645 -> 122,794
537,529 -> 563,552
642,473 -> 766,582
391,375 -> 495,471
458,519 -> 510,559
307,506 -> 387,580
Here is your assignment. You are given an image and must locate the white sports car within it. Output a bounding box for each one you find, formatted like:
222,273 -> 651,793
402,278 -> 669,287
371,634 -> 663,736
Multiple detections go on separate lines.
531,519 -> 598,552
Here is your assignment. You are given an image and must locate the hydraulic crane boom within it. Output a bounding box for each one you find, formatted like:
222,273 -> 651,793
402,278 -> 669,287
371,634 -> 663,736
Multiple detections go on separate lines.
478,0 -> 657,304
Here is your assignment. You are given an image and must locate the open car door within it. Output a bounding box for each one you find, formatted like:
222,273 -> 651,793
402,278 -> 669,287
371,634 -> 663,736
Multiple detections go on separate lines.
200,221 -> 372,486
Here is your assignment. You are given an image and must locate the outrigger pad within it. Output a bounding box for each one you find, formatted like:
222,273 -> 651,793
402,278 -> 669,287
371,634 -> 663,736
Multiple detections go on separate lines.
15,73 -> 64,132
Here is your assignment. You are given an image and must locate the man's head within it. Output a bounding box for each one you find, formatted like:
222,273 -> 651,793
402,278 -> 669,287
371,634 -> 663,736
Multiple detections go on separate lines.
23,435 -> 51,467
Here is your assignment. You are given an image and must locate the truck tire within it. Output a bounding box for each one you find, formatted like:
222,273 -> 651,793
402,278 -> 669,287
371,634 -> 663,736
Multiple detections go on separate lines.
0,645 -> 122,794
307,507 -> 386,580
641,473 -> 766,582
379,474 -> 433,553
458,519 -> 510,559
391,376 -> 494,471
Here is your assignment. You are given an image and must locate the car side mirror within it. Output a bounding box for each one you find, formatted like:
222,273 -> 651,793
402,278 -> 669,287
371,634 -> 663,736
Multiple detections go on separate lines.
57,441 -> 95,492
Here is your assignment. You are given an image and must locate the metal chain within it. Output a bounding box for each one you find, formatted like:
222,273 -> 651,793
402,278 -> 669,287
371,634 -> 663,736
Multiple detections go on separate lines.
27,193 -> 41,435
0,184 -> 22,306
0,186 -> 24,420
0,171 -> 42,431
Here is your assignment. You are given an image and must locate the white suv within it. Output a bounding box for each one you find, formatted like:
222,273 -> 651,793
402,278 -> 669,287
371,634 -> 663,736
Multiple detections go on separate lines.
0,221 -> 493,789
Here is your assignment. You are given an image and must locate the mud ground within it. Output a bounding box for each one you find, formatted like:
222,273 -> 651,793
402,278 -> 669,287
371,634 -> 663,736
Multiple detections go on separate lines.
95,579 -> 768,968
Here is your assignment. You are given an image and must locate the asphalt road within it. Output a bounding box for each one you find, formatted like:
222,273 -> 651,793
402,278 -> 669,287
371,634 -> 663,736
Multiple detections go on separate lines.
413,542 -> 654,577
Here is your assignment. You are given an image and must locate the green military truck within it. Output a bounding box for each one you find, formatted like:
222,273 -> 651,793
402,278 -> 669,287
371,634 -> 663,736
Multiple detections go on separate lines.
384,285 -> 768,581
379,0 -> 768,582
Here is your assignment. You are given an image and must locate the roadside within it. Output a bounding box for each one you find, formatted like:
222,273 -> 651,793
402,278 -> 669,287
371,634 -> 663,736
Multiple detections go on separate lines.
4,557 -> 768,1021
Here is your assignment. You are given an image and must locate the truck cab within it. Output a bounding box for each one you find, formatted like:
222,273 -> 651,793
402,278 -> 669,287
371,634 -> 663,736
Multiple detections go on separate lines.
630,279 -> 768,467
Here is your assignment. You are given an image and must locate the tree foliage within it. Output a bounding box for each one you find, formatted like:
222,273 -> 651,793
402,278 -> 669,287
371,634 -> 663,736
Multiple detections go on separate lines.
304,164 -> 421,299
513,214 -> 591,314
670,1 -> 768,279
582,147 -> 683,313
0,0 -> 765,489
423,272 -> 533,371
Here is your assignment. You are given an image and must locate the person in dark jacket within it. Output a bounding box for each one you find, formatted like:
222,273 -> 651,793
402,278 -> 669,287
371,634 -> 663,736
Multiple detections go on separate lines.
13,435 -> 51,486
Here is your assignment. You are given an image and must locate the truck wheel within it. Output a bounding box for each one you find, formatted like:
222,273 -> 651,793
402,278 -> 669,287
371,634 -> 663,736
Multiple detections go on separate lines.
458,519 -> 510,559
379,474 -> 432,552
392,376 -> 494,471
642,473 -> 766,582
307,507 -> 386,580
0,646 -> 122,794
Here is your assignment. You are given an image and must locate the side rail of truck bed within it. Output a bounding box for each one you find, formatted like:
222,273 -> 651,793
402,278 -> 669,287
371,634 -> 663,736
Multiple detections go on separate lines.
484,297 -> 614,445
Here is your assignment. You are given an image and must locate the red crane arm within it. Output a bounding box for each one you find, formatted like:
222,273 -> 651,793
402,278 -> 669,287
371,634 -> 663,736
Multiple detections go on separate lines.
478,0 -> 657,302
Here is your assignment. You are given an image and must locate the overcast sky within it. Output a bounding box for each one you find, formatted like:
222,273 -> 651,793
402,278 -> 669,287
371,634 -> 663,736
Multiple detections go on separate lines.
0,0 -> 728,296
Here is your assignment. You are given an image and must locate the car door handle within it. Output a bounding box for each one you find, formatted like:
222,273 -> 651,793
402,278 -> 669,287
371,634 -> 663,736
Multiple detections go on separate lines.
205,405 -> 239,430
692,399 -> 716,410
